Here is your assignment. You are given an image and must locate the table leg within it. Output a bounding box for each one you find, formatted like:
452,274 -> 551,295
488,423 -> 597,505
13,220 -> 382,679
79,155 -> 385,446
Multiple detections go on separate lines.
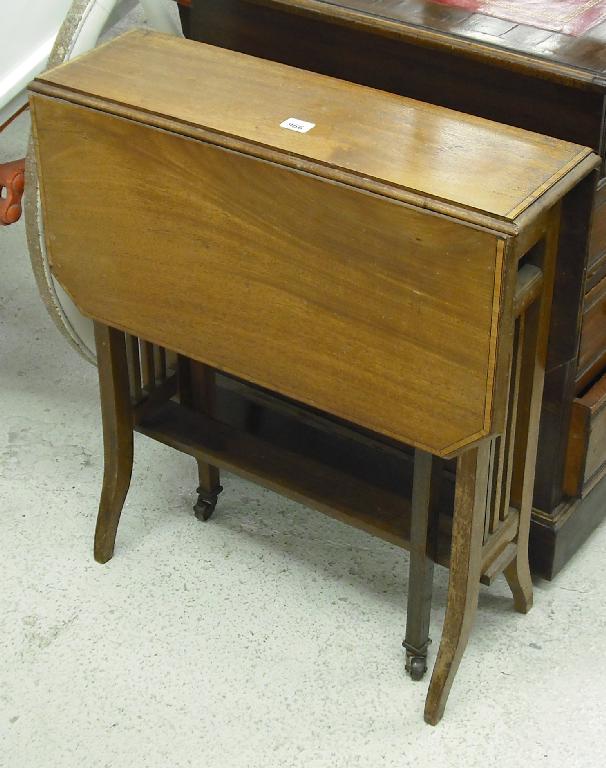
93,323 -> 134,564
507,215 -> 559,613
403,449 -> 441,681
177,357 -> 222,520
424,442 -> 491,725
504,301 -> 536,615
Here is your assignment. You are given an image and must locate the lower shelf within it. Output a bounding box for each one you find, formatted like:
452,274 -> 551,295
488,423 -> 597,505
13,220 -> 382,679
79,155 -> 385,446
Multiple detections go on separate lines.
136,374 -> 524,581
135,372 -> 606,580
136,382 -> 455,567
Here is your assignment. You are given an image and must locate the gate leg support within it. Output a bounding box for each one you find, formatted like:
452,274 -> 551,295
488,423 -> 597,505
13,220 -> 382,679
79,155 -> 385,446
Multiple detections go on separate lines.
178,356 -> 222,521
404,450 -> 442,681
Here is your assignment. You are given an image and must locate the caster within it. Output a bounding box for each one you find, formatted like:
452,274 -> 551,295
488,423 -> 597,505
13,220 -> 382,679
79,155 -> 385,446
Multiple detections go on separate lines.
193,485 -> 223,522
403,637 -> 431,681
193,498 -> 216,521
406,654 -> 427,681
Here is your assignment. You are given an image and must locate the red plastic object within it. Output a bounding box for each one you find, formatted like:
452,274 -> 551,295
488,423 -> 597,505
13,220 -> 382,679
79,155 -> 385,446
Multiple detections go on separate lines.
0,158 -> 25,225
430,0 -> 606,36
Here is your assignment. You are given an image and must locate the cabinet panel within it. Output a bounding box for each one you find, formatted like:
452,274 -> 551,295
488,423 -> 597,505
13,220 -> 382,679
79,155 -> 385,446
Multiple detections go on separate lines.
565,373 -> 606,497
577,276 -> 606,391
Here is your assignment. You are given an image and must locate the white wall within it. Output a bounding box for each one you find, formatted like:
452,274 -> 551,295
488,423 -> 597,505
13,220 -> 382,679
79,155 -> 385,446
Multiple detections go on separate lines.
0,0 -> 74,127
0,1 -> 177,129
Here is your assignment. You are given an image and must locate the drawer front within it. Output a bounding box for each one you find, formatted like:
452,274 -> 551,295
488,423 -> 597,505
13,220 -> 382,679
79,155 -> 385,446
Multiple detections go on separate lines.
587,248 -> 606,293
565,373 -> 606,497
33,96 -> 506,458
577,275 -> 606,391
588,178 -> 606,270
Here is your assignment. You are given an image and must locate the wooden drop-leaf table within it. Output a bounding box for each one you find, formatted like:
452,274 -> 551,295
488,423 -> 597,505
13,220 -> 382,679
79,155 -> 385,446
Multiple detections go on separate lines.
29,30 -> 598,724
181,0 -> 606,579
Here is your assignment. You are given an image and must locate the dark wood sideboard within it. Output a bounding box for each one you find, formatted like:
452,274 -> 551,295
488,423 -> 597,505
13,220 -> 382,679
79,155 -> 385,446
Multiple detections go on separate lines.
176,0 -> 606,578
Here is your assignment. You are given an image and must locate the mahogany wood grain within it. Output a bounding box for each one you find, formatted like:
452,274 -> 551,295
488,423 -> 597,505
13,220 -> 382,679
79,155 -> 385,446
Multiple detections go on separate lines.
424,443 -> 491,725
138,398 -> 419,549
125,334 -> 143,404
587,249 -> 606,292
185,2 -> 606,564
29,30 -> 598,723
190,0 -> 605,150
32,99 -> 501,455
30,90 -> 536,456
404,450 -> 443,672
235,0 -> 606,85
588,180 -> 606,272
565,372 -> 606,496
33,30 -> 589,223
508,214 -> 560,614
532,172 -> 598,512
513,265 -> 543,317
430,0 -> 606,37
493,315 -> 523,533
28,32 -> 597,458
577,275 -> 606,391
93,324 -> 134,564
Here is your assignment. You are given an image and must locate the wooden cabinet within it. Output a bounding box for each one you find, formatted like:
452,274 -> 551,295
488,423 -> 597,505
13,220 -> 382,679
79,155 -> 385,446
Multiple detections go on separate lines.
565,374 -> 606,497
578,277 -> 606,391
180,0 -> 606,578
588,182 -> 606,277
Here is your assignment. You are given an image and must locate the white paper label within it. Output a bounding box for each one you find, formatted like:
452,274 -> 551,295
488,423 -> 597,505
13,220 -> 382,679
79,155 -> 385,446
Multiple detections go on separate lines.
280,117 -> 315,134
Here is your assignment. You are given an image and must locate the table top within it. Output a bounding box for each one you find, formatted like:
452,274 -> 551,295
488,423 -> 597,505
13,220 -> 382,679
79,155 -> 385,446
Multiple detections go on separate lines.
31,30 -> 599,455
247,0 -> 606,86
33,29 -> 591,226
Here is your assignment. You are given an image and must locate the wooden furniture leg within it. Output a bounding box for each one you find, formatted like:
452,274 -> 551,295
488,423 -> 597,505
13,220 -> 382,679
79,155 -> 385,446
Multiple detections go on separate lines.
403,450 -> 441,680
93,323 -> 134,564
424,442 -> 491,726
177,356 -> 222,520
507,216 -> 559,612
505,302 -> 536,614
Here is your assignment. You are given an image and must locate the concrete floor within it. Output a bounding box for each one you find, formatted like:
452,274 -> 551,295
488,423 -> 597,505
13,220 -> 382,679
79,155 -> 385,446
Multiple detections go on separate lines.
2,45 -> 606,768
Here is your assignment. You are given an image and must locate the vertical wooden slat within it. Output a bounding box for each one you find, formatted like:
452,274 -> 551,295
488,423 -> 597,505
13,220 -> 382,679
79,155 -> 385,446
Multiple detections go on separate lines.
487,436 -> 502,534
165,349 -> 178,373
487,338 -> 519,537
500,316 -> 525,520
153,344 -> 167,382
124,334 -> 142,403
483,261 -> 542,538
493,437 -> 508,526
490,357 -> 513,531
483,438 -> 498,541
140,340 -> 155,391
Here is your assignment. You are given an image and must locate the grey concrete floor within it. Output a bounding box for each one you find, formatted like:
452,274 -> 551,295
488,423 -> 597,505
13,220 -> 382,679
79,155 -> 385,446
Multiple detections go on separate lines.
2,63 -> 606,768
